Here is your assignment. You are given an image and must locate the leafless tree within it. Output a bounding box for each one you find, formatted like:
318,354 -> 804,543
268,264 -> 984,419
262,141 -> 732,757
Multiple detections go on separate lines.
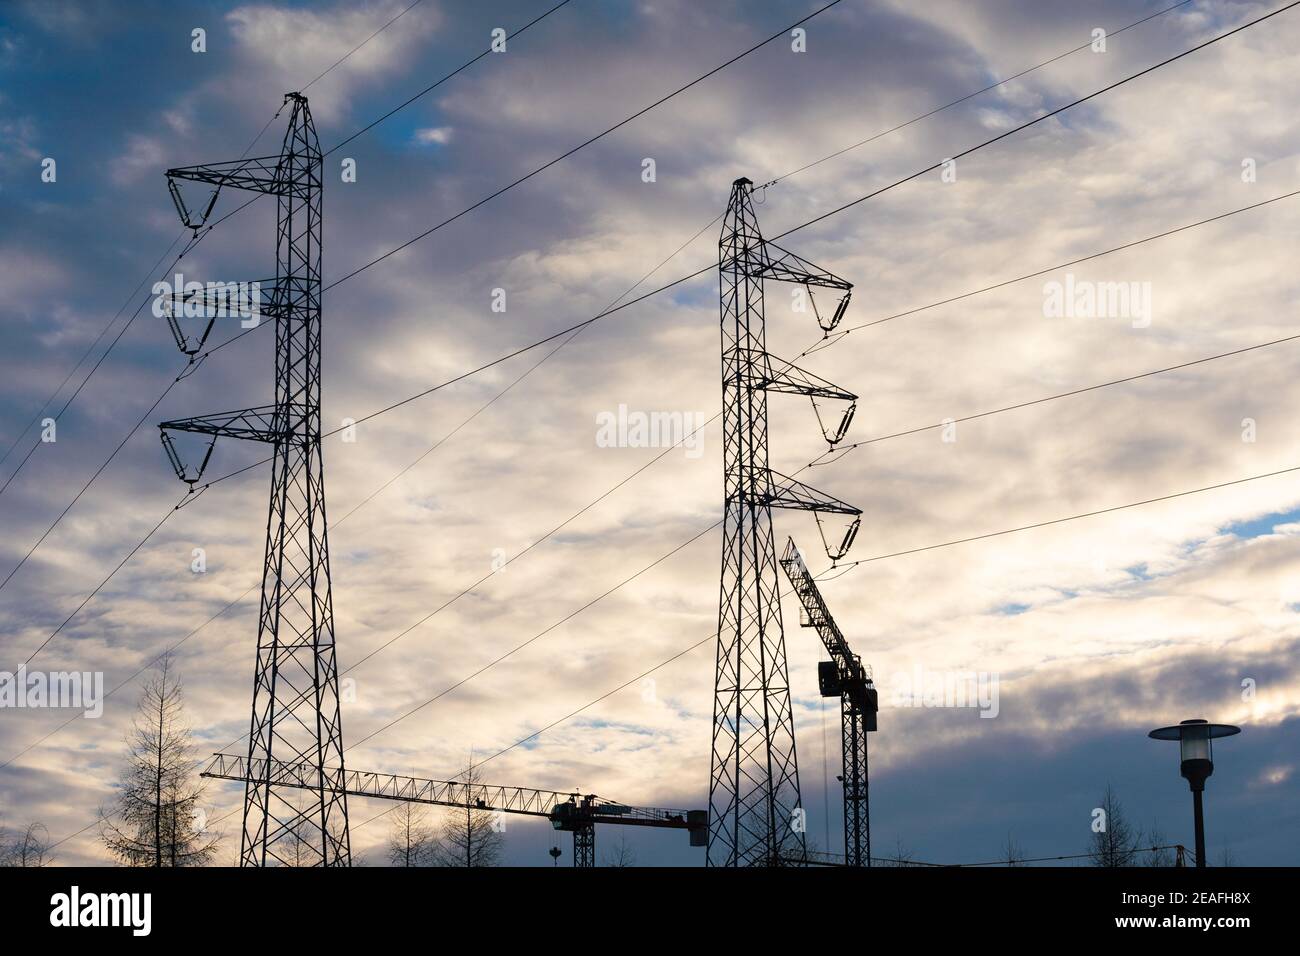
1002,832 -> 1026,867
880,835 -> 916,867
0,821 -> 53,867
387,800 -> 436,867
432,762 -> 503,867
100,655 -> 218,866
1088,785 -> 1141,867
1142,820 -> 1175,867
280,813 -> 320,868
602,833 -> 636,868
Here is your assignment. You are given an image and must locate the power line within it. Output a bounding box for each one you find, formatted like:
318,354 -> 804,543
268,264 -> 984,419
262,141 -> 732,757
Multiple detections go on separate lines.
303,0 -> 430,93
13,0 -> 1290,790
43,423 -> 1282,854
323,0 -> 845,289
18,172 -> 1288,676
818,463 -> 1300,577
0,210 -> 722,766
294,3 -> 1299,450
0,231 -> 185,475
0,229 -> 204,502
346,520 -> 721,751
771,0 -> 1300,245
767,0 -> 1194,185
0,0 -> 834,613
810,330 -> 1300,464
14,0 -> 1281,604
0,365 -> 187,597
0,0 -> 575,541
821,188 -> 1300,339
324,0 -> 574,156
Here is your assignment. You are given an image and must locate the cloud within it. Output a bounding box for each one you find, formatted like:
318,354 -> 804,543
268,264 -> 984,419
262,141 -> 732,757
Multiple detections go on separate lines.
413,126 -> 452,145
2,0 -> 1299,866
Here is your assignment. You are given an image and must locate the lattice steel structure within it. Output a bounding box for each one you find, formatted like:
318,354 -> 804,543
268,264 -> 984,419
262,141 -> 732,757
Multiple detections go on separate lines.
158,94 -> 349,866
709,178 -> 860,867
201,753 -> 707,866
779,538 -> 878,867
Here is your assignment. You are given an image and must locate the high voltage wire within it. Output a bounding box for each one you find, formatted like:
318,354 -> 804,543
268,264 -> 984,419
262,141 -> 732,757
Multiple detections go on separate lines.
0,0 -> 836,607
816,189 -> 1300,341
303,0 -> 430,93
9,0 -> 1280,628
817,464 -> 1300,578
0,0 -> 574,510
40,448 -> 1288,852
771,0 -> 1300,243
321,0 -> 844,289
346,458 -> 1300,793
11,182 -> 1293,676
302,458 -> 1300,755
0,210 -> 724,767
11,167 -> 1292,689
2,0 -> 1240,575
0,0 -> 419,493
0,232 -> 185,475
10,313 -> 1293,773
227,0 -> 1300,460
17,2 -> 1295,846
765,0 -> 1194,185
809,329 -> 1300,465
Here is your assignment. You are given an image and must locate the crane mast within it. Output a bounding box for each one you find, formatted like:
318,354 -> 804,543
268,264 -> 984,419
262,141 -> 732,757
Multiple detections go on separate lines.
778,538 -> 878,867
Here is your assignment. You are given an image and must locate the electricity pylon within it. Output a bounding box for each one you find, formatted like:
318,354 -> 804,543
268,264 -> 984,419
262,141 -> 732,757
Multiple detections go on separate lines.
709,177 -> 861,867
157,93 -> 350,866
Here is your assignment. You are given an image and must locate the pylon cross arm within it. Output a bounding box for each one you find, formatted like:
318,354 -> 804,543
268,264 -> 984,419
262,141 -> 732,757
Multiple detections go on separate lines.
761,469 -> 861,515
167,156 -> 291,196
160,404 -> 287,444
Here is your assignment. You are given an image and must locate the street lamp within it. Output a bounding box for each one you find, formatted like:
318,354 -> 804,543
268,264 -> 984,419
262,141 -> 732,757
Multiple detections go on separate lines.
1148,719 -> 1240,868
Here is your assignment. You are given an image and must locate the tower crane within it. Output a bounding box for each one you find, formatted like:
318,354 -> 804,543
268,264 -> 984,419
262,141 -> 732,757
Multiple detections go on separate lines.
201,753 -> 707,867
778,538 -> 878,867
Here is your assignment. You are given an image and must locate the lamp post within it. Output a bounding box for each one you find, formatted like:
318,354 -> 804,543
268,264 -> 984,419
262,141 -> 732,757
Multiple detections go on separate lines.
1148,719 -> 1240,868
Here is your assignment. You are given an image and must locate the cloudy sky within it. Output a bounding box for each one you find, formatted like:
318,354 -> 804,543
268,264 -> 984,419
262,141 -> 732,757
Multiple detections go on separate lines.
2,0 -> 1298,867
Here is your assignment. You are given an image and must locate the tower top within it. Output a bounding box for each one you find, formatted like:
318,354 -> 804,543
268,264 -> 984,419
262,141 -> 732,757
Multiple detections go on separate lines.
733,177 -> 753,187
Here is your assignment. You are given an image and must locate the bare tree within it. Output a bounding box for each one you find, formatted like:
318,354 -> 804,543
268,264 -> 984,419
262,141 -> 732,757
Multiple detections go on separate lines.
1088,785 -> 1141,867
1142,820 -> 1175,867
432,762 -> 503,867
100,655 -> 218,866
881,835 -> 916,867
281,813 -> 319,868
0,821 -> 53,867
387,800 -> 436,867
602,832 -> 636,868
1002,832 -> 1026,867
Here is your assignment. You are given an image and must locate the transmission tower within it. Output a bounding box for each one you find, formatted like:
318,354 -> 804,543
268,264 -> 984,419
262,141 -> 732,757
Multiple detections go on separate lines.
709,177 -> 861,867
157,93 -> 350,866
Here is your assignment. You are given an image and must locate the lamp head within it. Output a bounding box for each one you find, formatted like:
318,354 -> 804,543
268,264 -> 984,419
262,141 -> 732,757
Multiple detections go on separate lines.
1148,719 -> 1241,791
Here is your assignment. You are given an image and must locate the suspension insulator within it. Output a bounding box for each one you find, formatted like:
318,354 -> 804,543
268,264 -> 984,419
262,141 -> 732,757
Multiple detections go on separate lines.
159,429 -> 215,485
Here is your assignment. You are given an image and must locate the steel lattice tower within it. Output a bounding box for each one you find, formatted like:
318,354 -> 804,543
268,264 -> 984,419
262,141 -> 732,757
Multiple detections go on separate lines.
779,538 -> 877,867
158,93 -> 350,866
709,178 -> 860,866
